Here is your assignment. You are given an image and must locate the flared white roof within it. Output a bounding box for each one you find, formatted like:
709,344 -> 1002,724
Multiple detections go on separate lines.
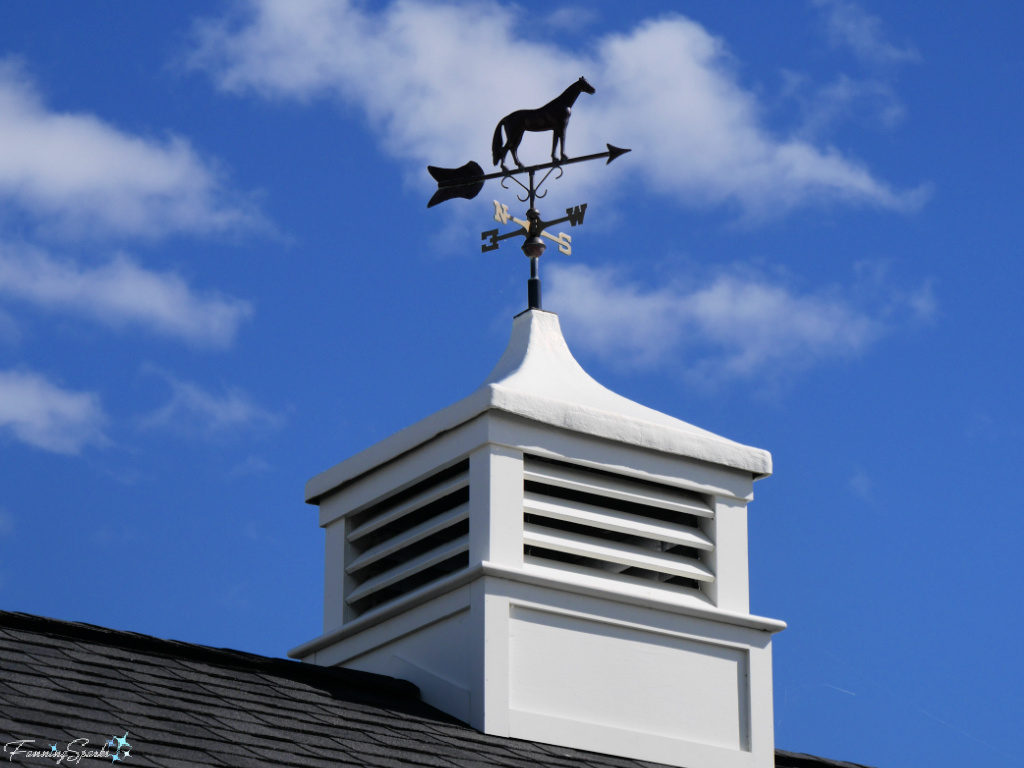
307,309 -> 770,502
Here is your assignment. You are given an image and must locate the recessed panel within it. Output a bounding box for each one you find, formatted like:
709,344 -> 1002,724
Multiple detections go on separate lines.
509,606 -> 749,751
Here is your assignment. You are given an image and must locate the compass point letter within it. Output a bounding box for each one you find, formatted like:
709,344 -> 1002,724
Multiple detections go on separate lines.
481,229 -> 501,253
565,204 -> 587,226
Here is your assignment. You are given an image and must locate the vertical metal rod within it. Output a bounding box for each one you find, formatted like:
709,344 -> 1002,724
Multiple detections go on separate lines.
526,169 -> 541,309
528,256 -> 541,309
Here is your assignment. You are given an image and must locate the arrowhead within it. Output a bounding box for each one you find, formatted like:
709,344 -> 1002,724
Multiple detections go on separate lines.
605,144 -> 631,164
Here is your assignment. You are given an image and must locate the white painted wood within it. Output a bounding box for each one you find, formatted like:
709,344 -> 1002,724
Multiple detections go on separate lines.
489,412 -> 757,502
346,502 -> 469,574
523,522 -> 715,583
298,309 -> 783,768
323,521 -> 348,633
508,605 -> 748,750
476,577 -> 512,736
296,569 -> 781,768
523,554 -> 707,599
316,424 -> 485,527
523,491 -> 714,551
347,474 -> 469,543
341,608 -> 475,724
469,445 -> 524,568
524,460 -> 714,518
704,496 -> 751,613
507,710 -> 758,768
345,534 -> 469,605
307,310 -> 770,504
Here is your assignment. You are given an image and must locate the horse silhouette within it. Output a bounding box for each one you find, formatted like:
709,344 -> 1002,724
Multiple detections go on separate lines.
492,77 -> 596,171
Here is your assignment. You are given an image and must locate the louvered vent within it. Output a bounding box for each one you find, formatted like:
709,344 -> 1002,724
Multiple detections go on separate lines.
345,460 -> 470,617
523,455 -> 714,592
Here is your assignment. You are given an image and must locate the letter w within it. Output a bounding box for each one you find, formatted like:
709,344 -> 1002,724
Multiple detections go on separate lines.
565,204 -> 587,226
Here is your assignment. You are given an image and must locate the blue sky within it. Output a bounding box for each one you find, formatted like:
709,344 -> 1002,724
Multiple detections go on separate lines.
1,2 -> 1021,766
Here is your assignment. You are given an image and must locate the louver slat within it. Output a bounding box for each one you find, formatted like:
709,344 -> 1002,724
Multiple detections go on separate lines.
346,534 -> 470,605
523,491 -> 713,552
348,474 -> 469,543
523,522 -> 714,583
523,463 -> 712,518
346,502 -> 469,574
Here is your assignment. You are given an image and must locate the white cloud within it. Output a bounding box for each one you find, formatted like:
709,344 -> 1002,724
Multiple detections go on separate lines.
139,371 -> 284,437
813,0 -> 919,68
547,263 -> 894,381
0,369 -> 107,453
190,0 -> 924,216
0,243 -> 252,347
0,60 -> 260,238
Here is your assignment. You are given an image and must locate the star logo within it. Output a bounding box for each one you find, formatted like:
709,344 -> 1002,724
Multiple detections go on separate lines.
109,732 -> 132,763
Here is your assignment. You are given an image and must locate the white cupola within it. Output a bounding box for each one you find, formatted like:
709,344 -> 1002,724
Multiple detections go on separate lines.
291,308 -> 785,768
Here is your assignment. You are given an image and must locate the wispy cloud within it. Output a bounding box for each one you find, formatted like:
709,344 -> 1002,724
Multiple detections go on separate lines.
790,2 -> 918,141
139,370 -> 284,438
0,369 -> 107,453
0,59 -> 261,238
548,263 -> 928,383
785,72 -> 906,140
813,0 -> 920,68
0,242 -> 252,347
189,0 -> 925,216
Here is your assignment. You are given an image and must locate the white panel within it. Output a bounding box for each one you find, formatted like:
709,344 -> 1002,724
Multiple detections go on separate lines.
469,445 -> 524,567
708,497 -> 750,613
509,606 -> 748,751
343,609 -> 474,724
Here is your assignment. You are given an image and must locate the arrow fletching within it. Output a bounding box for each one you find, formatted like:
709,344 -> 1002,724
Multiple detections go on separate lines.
427,160 -> 485,207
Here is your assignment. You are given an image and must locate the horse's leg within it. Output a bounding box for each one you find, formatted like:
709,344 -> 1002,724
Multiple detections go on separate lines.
510,130 -> 525,169
551,130 -> 559,163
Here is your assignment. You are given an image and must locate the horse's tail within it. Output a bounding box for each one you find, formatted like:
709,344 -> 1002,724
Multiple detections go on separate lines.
491,119 -> 505,166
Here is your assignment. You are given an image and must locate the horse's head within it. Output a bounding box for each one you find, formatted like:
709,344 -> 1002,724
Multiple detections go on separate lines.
578,76 -> 596,95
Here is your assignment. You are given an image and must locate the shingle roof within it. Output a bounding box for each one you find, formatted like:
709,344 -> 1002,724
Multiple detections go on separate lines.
0,611 -> 874,768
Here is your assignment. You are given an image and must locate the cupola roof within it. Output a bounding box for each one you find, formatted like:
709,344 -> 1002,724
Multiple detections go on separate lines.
307,309 -> 770,503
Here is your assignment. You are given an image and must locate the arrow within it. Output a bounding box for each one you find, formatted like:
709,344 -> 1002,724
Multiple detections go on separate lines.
427,144 -> 630,207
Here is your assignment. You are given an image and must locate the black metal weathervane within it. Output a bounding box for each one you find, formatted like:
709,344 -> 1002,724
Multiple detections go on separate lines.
426,76 -> 630,310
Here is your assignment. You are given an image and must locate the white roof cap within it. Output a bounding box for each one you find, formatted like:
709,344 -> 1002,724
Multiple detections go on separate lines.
307,309 -> 770,502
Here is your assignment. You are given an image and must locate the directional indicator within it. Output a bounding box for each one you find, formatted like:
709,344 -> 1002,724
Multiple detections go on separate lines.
481,202 -> 587,256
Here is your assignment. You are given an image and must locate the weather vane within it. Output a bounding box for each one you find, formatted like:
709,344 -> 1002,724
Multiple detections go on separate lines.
426,76 -> 630,310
